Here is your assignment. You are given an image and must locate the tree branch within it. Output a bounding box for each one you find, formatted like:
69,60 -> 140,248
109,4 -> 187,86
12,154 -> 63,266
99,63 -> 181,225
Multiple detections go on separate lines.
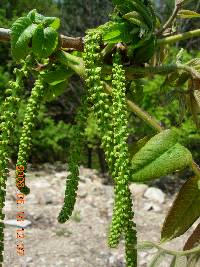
1,26 -> 200,52
0,27 -> 84,51
0,28 -> 10,42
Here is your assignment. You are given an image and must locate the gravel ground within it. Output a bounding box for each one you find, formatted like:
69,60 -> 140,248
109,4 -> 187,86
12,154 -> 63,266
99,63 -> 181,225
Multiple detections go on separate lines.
2,164 -> 199,267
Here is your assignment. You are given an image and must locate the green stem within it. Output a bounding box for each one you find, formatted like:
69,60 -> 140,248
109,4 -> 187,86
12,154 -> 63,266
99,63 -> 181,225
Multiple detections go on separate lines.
137,241 -> 200,256
105,64 -> 200,80
56,50 -> 85,78
58,51 -> 200,81
157,29 -> 200,46
104,83 -> 163,132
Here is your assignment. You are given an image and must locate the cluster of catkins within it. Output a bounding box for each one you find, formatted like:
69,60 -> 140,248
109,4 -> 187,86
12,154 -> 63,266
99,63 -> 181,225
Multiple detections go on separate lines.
0,62 -> 46,263
0,28 -> 137,267
83,30 -> 137,267
0,65 -> 28,262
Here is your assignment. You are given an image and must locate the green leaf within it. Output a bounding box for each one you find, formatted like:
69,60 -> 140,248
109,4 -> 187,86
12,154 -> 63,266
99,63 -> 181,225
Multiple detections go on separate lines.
11,16 -> 36,60
128,136 -> 150,158
44,17 -> 60,30
131,129 -> 178,173
27,9 -> 38,22
41,66 -> 72,85
178,10 -> 200,19
33,27 -> 58,58
123,11 -> 149,33
111,0 -> 136,14
27,10 -> 60,29
43,27 -> 58,57
102,21 -> 132,43
44,80 -> 69,102
131,143 -> 193,182
161,176 -> 200,242
32,25 -> 44,57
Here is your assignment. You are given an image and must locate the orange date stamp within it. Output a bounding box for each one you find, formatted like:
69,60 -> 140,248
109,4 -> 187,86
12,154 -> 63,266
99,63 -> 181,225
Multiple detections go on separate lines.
16,164 -> 26,256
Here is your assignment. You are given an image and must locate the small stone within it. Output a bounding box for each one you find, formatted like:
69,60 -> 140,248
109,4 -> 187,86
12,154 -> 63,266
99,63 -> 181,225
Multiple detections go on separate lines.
143,202 -> 162,212
144,187 -> 165,204
26,257 -> 33,263
129,183 -> 148,198
42,191 -> 53,204
4,219 -> 31,228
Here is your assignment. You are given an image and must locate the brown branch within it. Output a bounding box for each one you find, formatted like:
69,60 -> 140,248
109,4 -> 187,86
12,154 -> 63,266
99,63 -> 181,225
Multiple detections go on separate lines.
0,28 -> 10,42
0,27 -> 84,51
59,34 -> 84,51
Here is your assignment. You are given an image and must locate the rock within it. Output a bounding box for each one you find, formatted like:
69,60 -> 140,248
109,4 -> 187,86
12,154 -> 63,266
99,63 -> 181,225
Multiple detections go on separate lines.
144,187 -> 166,204
143,202 -> 162,212
129,183 -> 148,198
42,191 -> 54,204
26,257 -> 33,263
108,254 -> 125,267
4,219 -> 32,228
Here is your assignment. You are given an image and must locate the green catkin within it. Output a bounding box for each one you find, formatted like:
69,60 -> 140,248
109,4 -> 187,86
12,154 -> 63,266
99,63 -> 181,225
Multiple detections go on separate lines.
84,31 -> 137,266
0,66 -> 27,264
84,30 -> 114,172
58,95 -> 88,223
16,74 -> 45,195
83,33 -> 115,205
108,53 -> 137,267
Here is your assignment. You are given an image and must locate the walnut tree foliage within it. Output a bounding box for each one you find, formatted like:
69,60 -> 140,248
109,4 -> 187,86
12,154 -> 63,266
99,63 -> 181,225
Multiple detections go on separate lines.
0,0 -> 200,266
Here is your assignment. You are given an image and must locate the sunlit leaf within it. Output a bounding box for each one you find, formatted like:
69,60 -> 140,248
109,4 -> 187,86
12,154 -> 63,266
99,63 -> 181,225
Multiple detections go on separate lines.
11,16 -> 36,60
131,143 -> 192,182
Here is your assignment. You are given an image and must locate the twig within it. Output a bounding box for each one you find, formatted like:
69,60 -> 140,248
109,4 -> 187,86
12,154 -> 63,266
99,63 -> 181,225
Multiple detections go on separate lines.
157,29 -> 200,46
157,0 -> 183,35
137,241 -> 200,256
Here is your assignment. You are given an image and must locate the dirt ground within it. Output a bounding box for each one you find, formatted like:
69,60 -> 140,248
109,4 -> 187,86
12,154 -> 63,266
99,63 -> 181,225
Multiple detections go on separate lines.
2,163 -> 199,267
